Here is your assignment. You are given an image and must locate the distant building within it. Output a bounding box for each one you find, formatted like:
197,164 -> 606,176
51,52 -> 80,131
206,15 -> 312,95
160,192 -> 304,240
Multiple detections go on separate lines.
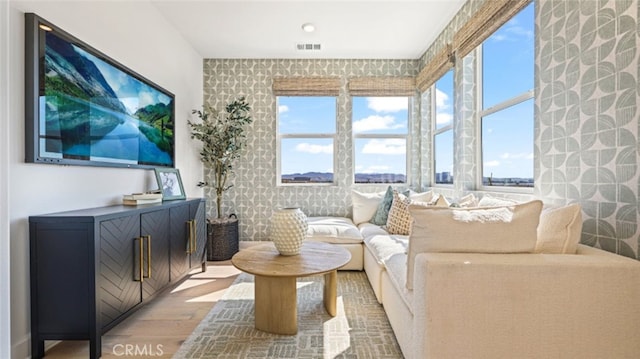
435,172 -> 453,184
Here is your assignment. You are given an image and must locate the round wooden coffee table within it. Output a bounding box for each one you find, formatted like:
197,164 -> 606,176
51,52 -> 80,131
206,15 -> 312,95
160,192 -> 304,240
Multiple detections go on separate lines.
231,241 -> 351,335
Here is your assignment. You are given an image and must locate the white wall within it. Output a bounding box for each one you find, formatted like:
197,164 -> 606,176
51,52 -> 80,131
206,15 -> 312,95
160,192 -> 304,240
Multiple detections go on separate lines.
1,0 -> 11,357
6,1 -> 204,357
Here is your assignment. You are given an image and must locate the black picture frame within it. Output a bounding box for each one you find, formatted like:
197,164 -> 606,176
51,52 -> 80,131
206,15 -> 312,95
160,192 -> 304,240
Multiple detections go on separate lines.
154,168 -> 186,200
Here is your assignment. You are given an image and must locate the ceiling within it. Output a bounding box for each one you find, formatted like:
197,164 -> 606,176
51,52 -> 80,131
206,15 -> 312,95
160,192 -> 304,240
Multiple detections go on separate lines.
151,0 -> 466,59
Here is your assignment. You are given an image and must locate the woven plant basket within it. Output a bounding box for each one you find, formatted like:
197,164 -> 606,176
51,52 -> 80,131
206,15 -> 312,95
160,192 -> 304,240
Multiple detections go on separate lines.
207,214 -> 239,261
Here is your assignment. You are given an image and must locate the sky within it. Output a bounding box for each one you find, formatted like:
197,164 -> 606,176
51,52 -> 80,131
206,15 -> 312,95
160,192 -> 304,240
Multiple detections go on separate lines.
278,2 -> 534,181
72,44 -> 172,115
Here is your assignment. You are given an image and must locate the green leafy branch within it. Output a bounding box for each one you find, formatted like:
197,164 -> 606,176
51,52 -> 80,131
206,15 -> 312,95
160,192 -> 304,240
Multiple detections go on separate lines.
188,97 -> 252,218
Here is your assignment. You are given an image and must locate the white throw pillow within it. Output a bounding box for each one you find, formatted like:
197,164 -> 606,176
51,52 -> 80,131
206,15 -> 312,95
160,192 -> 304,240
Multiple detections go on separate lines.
351,189 -> 385,225
408,190 -> 435,203
405,200 -> 543,290
433,194 -> 450,207
535,204 -> 582,254
477,195 -> 518,207
457,193 -> 479,208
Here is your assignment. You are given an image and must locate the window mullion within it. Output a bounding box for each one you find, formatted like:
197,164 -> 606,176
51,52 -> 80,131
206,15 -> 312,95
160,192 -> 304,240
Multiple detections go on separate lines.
433,124 -> 453,136
476,45 -> 484,190
481,89 -> 534,117
280,133 -> 335,139
353,133 -> 406,139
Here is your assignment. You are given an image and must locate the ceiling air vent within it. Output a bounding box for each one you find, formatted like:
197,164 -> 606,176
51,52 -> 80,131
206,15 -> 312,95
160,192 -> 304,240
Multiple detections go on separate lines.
296,43 -> 321,51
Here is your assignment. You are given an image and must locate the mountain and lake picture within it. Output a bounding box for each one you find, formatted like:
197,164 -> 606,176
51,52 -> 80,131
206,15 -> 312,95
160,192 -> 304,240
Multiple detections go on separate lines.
41,30 -> 174,166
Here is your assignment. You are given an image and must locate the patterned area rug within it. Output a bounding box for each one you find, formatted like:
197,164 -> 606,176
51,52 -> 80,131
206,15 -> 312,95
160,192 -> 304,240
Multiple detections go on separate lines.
173,271 -> 403,358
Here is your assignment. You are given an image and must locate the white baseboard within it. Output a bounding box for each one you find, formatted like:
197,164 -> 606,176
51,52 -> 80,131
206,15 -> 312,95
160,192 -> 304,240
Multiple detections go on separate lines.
13,334 -> 61,359
12,334 -> 30,359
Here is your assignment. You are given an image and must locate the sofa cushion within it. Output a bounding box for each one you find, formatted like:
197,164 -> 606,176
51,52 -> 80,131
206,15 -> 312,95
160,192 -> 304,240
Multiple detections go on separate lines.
405,200 -> 543,289
306,216 -> 363,244
457,193 -> 479,208
386,191 -> 412,235
351,189 -> 385,225
383,253 -> 414,313
363,232 -> 409,265
535,204 -> 582,254
477,194 -> 518,207
359,222 -> 391,240
387,191 -> 438,235
407,189 -> 436,203
371,186 -> 394,226
433,194 -> 450,207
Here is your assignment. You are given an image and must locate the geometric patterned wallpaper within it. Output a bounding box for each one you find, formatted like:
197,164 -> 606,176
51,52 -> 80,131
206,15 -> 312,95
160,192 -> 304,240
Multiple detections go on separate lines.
535,0 -> 639,259
202,0 -> 640,260
202,59 -> 419,241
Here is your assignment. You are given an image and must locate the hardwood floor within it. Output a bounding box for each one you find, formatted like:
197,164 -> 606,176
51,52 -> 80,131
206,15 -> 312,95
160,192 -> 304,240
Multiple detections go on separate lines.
42,260 -> 241,358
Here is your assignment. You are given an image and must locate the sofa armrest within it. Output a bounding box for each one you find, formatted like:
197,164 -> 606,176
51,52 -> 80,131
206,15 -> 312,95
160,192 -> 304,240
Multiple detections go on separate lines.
412,245 -> 640,359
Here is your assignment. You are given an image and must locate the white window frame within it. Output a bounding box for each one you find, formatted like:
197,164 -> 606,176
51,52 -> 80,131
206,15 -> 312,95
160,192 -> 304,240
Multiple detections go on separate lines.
276,96 -> 337,186
352,96 -> 411,185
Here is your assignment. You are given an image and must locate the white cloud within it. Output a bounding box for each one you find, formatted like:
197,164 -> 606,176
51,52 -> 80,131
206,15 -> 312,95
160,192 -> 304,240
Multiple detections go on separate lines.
367,97 -> 408,113
435,88 -> 453,126
278,105 -> 289,114
491,34 -> 507,42
120,97 -> 139,114
436,113 -> 453,125
361,139 -> 405,155
360,165 -> 391,174
295,142 -> 333,154
500,152 -> 533,160
435,88 -> 449,109
138,91 -> 156,109
353,115 -> 404,133
485,160 -> 501,167
490,17 -> 533,43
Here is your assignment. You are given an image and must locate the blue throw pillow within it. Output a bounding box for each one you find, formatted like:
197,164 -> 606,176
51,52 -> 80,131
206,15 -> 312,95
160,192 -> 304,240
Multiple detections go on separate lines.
370,186 -> 394,225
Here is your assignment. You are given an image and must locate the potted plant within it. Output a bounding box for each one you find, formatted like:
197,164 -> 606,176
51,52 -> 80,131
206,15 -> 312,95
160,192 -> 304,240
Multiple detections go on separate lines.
189,96 -> 252,260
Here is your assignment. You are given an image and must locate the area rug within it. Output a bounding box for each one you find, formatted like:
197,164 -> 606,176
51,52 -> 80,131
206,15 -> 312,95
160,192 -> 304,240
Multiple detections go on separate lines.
173,271 -> 403,359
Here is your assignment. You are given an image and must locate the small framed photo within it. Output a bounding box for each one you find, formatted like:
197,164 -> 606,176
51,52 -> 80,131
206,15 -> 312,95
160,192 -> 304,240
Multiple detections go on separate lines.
154,168 -> 186,200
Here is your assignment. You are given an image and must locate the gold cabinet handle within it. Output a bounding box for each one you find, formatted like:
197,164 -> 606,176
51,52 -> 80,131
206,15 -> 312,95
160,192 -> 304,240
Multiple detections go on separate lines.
191,220 -> 197,254
144,235 -> 151,279
134,237 -> 144,282
186,220 -> 195,254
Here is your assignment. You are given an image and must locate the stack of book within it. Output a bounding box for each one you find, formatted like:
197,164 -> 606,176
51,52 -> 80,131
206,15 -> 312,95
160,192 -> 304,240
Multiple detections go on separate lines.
122,192 -> 163,206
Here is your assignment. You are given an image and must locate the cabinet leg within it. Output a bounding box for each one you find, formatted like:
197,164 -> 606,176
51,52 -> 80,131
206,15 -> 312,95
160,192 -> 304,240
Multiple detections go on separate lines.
90,336 -> 101,359
31,337 -> 44,359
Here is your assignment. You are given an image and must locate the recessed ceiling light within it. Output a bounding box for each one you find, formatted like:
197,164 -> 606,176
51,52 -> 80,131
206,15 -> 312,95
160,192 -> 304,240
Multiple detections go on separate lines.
39,24 -> 53,32
301,23 -> 315,33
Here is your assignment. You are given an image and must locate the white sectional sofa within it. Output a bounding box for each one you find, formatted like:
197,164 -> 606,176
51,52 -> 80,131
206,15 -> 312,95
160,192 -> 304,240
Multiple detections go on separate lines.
306,190 -> 640,359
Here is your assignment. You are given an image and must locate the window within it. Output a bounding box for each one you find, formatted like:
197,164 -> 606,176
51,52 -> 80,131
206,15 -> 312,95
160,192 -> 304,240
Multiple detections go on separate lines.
277,96 -> 336,185
479,2 -> 534,189
352,96 -> 409,184
433,69 -> 454,185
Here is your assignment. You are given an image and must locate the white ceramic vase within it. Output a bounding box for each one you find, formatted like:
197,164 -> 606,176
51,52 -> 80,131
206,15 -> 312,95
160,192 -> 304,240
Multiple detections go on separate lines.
270,207 -> 308,255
